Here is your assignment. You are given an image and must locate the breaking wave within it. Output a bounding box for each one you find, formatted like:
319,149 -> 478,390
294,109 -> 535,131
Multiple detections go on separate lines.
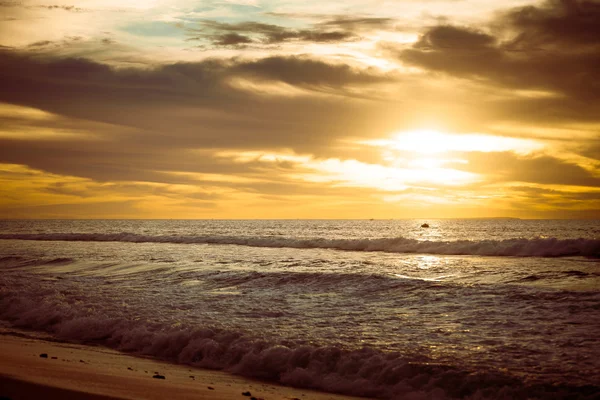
1,290 -> 597,400
1,233 -> 599,257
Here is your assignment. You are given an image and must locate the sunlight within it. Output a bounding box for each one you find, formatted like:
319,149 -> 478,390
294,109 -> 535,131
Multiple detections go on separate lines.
363,129 -> 543,155
0,103 -> 54,121
296,158 -> 479,190
213,150 -> 479,192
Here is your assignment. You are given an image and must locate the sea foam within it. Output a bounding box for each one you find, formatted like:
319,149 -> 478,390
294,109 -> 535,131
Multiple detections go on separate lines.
1,288 -> 596,400
0,233 -> 598,257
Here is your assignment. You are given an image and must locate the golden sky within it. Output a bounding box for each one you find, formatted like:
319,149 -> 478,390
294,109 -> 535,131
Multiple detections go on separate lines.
0,0 -> 599,218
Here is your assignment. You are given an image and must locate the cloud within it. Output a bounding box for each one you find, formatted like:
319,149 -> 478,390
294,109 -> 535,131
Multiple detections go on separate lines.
1,1 -> 599,218
211,32 -> 253,46
28,40 -> 54,48
0,49 -> 397,185
510,185 -> 600,202
399,0 -> 600,102
576,139 -> 600,161
449,151 -> 600,187
503,0 -> 600,50
264,14 -> 397,31
501,185 -> 600,218
231,56 -> 388,86
0,49 -> 390,119
316,16 -> 396,31
38,5 -> 84,12
412,25 -> 496,50
186,20 -> 359,47
0,2 -> 84,11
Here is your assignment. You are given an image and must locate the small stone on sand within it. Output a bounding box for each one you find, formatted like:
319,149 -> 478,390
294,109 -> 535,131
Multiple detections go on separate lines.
39,353 -> 48,358
152,374 -> 166,379
242,391 -> 252,396
208,386 -> 215,390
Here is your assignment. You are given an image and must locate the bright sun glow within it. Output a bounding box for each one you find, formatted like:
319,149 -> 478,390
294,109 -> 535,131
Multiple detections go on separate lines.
223,150 -> 480,192
363,129 -> 544,155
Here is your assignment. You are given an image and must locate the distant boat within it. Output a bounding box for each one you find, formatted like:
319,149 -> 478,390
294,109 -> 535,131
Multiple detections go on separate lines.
421,223 -> 430,228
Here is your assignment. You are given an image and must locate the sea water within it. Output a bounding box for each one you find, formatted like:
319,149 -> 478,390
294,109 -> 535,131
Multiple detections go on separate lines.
0,219 -> 599,399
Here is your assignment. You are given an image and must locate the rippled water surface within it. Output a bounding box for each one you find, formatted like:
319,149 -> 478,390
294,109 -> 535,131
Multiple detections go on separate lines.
1,219 -> 599,399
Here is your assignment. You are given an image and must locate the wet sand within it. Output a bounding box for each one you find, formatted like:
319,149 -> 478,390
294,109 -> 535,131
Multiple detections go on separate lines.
0,334 -> 367,400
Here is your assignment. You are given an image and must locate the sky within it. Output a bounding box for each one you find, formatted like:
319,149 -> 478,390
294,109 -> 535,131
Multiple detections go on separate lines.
0,0 -> 599,219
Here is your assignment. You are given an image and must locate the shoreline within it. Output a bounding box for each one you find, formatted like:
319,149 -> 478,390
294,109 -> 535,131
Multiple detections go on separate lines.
0,332 -> 368,400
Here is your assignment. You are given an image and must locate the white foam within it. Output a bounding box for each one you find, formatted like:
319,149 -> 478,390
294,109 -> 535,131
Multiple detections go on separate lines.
1,267 -> 598,399
0,233 -> 598,257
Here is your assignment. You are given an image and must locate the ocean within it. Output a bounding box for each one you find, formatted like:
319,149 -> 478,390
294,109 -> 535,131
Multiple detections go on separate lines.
1,219 -> 599,399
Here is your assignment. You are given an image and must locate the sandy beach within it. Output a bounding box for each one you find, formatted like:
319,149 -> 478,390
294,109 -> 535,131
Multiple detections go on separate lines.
0,333 -> 367,400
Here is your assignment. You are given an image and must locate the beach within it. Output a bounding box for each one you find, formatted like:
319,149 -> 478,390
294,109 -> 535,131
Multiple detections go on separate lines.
0,332 -> 364,400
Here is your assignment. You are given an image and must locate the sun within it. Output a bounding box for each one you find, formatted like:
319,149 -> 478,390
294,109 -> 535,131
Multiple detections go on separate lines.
386,129 -> 543,155
351,128 -> 544,191
391,129 -> 454,154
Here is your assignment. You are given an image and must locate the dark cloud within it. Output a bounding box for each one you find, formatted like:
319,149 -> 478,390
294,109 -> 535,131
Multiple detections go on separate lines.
297,30 -> 355,42
510,185 -> 600,202
449,151 -> 600,187
399,0 -> 600,102
22,36 -> 86,51
0,133 -> 387,206
38,5 -> 84,12
316,17 -> 396,31
0,49 -> 389,110
43,181 -> 223,201
0,199 -> 145,219
263,13 -> 397,30
503,0 -> 600,50
413,25 -> 496,50
211,32 -> 253,46
231,57 -> 387,87
502,185 -> 600,218
43,182 -> 95,198
576,139 -> 600,161
0,2 -> 84,11
0,49 -> 398,183
28,40 -> 54,48
187,20 -> 358,47
0,134 -> 272,184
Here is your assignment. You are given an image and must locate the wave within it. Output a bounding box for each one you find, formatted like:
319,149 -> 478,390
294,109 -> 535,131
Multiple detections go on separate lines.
1,233 -> 599,257
0,289 -> 597,400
